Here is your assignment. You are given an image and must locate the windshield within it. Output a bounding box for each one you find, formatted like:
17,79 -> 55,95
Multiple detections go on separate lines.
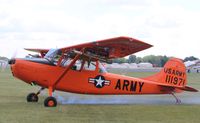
44,49 -> 62,64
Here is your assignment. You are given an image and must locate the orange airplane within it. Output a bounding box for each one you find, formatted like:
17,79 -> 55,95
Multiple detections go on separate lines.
8,36 -> 198,107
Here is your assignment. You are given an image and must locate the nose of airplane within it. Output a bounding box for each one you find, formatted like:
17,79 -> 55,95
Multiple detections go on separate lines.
8,59 -> 16,65
8,58 -> 37,84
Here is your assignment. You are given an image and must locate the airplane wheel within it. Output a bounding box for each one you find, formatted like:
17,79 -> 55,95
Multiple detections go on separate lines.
27,93 -> 38,102
44,96 -> 57,107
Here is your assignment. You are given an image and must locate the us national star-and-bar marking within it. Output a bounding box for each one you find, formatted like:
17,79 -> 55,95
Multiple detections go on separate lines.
89,75 -> 110,88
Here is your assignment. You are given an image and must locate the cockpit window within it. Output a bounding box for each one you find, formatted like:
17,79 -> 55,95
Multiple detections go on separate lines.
83,61 -> 107,73
45,49 -> 108,73
44,49 -> 62,65
59,51 -> 82,71
83,61 -> 96,71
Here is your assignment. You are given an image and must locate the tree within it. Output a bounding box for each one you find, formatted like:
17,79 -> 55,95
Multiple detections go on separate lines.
135,57 -> 143,64
160,55 -> 169,67
143,55 -> 160,66
112,58 -> 126,64
128,55 -> 136,63
184,56 -> 198,62
0,56 -> 9,61
142,55 -> 169,67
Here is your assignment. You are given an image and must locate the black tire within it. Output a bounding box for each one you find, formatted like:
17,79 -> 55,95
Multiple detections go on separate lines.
44,96 -> 57,107
27,93 -> 38,102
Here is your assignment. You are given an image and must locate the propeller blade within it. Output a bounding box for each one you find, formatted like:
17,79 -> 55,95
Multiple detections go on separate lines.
11,50 -> 18,59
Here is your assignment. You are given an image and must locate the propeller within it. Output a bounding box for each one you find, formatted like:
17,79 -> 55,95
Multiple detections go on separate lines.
11,49 -> 18,59
8,50 -> 18,64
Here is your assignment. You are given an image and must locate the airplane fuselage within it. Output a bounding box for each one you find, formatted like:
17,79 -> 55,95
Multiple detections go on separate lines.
11,58 -> 171,95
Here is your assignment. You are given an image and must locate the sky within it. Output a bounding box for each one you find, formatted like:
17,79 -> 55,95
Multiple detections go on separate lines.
0,0 -> 200,59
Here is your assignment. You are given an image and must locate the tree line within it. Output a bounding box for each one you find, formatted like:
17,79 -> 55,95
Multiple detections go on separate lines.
112,55 -> 199,67
0,56 -> 9,61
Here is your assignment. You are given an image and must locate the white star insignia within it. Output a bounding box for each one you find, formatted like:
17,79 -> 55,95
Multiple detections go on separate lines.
89,75 -> 110,88
95,76 -> 104,87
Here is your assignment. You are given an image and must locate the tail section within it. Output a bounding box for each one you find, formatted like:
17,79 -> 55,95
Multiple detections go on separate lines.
144,58 -> 198,92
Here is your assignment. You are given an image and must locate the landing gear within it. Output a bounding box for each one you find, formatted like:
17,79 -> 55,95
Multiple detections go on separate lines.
26,86 -> 58,107
171,92 -> 181,104
43,86 -> 57,107
27,87 -> 44,102
44,96 -> 57,107
27,93 -> 38,102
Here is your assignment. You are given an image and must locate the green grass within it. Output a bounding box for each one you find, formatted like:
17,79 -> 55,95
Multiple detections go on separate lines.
1,69 -> 200,123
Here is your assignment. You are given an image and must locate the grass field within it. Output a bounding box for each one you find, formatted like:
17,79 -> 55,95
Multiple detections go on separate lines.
0,69 -> 200,123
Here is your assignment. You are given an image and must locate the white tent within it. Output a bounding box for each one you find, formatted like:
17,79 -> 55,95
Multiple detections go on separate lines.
105,62 -> 153,69
137,63 -> 153,68
129,63 -> 138,68
184,60 -> 200,67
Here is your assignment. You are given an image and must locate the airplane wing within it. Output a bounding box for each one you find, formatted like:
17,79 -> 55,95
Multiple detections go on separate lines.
25,36 -> 152,59
61,36 -> 152,59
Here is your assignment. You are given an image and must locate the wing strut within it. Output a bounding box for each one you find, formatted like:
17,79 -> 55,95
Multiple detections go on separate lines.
50,52 -> 82,93
54,54 -> 81,87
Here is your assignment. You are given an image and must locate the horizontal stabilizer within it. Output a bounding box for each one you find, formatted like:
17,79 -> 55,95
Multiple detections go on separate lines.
177,86 -> 198,92
158,84 -> 198,92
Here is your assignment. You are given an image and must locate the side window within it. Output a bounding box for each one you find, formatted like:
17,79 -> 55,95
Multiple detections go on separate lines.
60,56 -> 72,67
60,53 -> 82,71
83,61 -> 96,71
71,60 -> 82,71
60,51 -> 75,67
